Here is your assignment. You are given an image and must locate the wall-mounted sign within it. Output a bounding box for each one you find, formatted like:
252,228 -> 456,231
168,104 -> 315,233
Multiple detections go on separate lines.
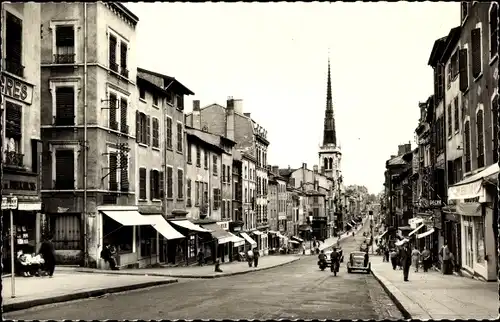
2,196 -> 18,210
1,73 -> 34,105
216,221 -> 229,231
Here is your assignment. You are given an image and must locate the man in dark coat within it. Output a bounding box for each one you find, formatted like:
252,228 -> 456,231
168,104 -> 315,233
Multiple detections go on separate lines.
399,241 -> 411,281
39,235 -> 56,277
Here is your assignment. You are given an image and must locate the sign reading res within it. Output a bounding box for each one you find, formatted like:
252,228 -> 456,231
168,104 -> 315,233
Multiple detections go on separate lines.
1,73 -> 34,105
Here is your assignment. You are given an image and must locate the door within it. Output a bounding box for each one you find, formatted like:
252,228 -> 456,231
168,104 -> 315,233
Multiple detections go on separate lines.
159,236 -> 167,263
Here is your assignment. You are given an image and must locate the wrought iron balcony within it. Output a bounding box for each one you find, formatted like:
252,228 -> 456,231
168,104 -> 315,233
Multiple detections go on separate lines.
110,121 -> 119,131
3,151 -> 24,168
5,59 -> 24,77
109,61 -> 119,73
53,53 -> 75,64
120,66 -> 129,78
120,124 -> 129,135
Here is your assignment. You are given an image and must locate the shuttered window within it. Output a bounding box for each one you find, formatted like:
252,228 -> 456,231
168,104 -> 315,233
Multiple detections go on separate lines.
167,167 -> 173,199
203,183 -> 208,205
447,104 -> 452,136
120,152 -> 129,192
204,150 -> 208,168
471,28 -> 482,79
152,118 -> 159,148
177,123 -> 183,152
221,197 -> 225,213
493,95 -> 499,163
227,166 -> 231,183
222,165 -> 226,183
150,170 -> 159,200
213,188 -> 220,210
120,41 -> 128,77
195,181 -> 200,206
459,49 -> 468,92
5,101 -> 22,139
476,110 -> 484,168
135,112 -> 148,144
213,155 -> 218,175
139,168 -> 147,200
454,97 -> 459,131
196,145 -> 201,167
177,169 -> 184,199
187,179 -> 192,206
109,93 -> 117,130
187,144 -> 192,163
490,4 -> 498,59
120,98 -> 128,133
159,171 -> 164,198
464,121 -> 471,172
55,150 -> 74,189
146,115 -> 151,146
109,35 -> 118,72
6,12 -> 23,77
55,25 -> 75,63
166,118 -> 173,149
109,153 -> 118,190
55,87 -> 75,125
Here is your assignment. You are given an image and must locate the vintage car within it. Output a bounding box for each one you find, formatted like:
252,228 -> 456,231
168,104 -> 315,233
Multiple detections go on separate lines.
317,249 -> 344,270
347,251 -> 371,274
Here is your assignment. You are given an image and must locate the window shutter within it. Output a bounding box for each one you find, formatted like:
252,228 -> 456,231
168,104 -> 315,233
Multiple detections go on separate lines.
135,110 -> 141,142
120,41 -> 127,68
471,28 -> 481,78
109,93 -> 117,129
109,153 -> 118,190
146,115 -> 151,146
56,26 -> 74,47
447,104 -> 452,136
152,118 -> 159,148
437,64 -> 444,99
5,102 -> 22,138
139,168 -> 146,199
222,166 -> 226,183
458,49 -> 468,92
167,167 -> 173,198
56,87 -> 75,125
6,12 -> 22,62
476,110 -> 484,168
167,118 -> 172,149
178,169 -> 183,199
447,160 -> 454,185
55,150 -> 74,189
120,152 -> 129,191
109,35 -> 117,65
490,5 -> 498,58
159,171 -> 165,198
464,121 -> 471,172
120,98 -> 127,132
150,170 -> 154,200
493,95 -> 499,163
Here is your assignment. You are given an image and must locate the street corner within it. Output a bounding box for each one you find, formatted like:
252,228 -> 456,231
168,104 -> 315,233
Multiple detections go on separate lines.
370,269 -> 430,320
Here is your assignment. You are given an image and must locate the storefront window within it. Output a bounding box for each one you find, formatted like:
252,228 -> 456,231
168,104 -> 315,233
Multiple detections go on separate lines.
463,217 -> 474,268
103,215 -> 133,254
474,216 -> 485,263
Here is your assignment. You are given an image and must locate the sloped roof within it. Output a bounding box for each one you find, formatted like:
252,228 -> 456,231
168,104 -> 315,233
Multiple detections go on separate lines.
137,67 -> 194,95
279,168 -> 295,177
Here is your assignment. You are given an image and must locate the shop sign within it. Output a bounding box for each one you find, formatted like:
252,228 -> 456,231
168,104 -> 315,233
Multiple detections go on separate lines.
1,73 -> 34,105
2,196 -> 18,210
216,221 -> 229,231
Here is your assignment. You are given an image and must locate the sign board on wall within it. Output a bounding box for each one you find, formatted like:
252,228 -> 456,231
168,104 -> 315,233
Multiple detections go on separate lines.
216,221 -> 229,231
1,196 -> 18,210
1,73 -> 34,105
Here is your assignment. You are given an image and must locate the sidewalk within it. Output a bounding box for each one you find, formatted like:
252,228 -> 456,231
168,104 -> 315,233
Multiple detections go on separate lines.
2,271 -> 177,312
69,254 -> 300,278
370,255 -> 498,319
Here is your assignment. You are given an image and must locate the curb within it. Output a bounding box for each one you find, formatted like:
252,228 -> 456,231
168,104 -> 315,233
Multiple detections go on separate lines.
2,279 -> 178,313
370,269 -> 430,320
74,257 -> 301,279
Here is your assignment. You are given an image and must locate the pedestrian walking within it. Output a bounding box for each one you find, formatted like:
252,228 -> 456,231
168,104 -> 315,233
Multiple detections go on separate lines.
399,241 -> 411,281
439,243 -> 452,275
253,248 -> 260,268
214,258 -> 223,272
302,243 -> 306,255
197,249 -> 204,266
411,246 -> 421,272
384,245 -> 390,262
390,248 -> 398,270
247,248 -> 254,267
38,235 -> 56,277
421,247 -> 431,272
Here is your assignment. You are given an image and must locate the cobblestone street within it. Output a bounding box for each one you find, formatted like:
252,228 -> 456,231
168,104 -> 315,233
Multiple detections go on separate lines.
4,226 -> 403,320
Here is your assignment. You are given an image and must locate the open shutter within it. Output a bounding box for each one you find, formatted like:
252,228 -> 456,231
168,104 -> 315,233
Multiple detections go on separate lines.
109,153 -> 118,190
437,64 -> 444,100
120,98 -> 127,133
135,111 -> 141,142
55,150 -> 74,189
6,12 -> 22,63
159,171 -> 165,199
109,35 -> 117,69
5,102 -> 22,138
150,170 -> 154,200
146,115 -> 151,146
167,167 -> 173,198
120,41 -> 127,68
109,93 -> 117,129
471,28 -> 481,78
459,49 -> 468,92
120,152 -> 129,192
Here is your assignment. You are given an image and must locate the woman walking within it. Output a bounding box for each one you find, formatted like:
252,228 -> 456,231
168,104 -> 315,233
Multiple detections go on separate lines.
411,246 -> 421,272
421,247 -> 431,272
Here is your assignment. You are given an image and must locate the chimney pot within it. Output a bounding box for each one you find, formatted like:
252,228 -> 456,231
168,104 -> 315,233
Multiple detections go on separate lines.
193,100 -> 200,111
302,163 -> 307,169
272,166 -> 279,174
227,98 -> 234,110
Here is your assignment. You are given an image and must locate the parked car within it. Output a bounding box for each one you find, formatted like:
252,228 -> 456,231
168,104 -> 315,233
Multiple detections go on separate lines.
347,251 -> 371,274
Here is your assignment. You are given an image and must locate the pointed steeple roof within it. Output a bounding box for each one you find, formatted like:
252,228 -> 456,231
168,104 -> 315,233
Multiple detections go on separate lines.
323,57 -> 337,146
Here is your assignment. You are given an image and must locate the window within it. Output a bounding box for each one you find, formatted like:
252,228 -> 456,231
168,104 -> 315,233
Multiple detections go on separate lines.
120,41 -> 128,78
213,156 -> 218,175
475,216 -> 485,263
176,94 -> 184,109
135,112 -> 150,145
177,122 -> 183,152
196,146 -> 201,167
55,87 -> 75,125
227,166 -> 231,183
4,102 -> 23,167
203,183 -> 208,205
459,48 -> 469,92
222,165 -> 226,183
139,168 -> 147,199
166,118 -> 173,149
490,3 -> 499,59
5,12 -> 23,77
109,92 -> 118,130
177,169 -> 184,199
213,188 -> 220,210
152,118 -> 159,148
109,153 -> 118,190
139,87 -> 146,100
451,51 -> 459,80
118,98 -> 128,134
204,150 -> 208,168
245,188 -> 248,203
187,179 -> 192,207
195,181 -> 200,206
434,64 -> 445,101
120,152 -> 129,192
447,104 -> 452,136
55,149 -> 74,189
471,28 -> 482,79
187,144 -> 192,163
221,198 -> 225,215
454,157 -> 463,184
109,35 -> 118,72
461,2 -> 469,23
244,166 -> 247,178
476,109 -> 484,168
454,97 -> 459,131
464,121 -> 471,172
149,170 -> 160,200
167,167 -> 173,199
493,95 -> 499,163
55,25 -> 75,63
153,93 -> 159,107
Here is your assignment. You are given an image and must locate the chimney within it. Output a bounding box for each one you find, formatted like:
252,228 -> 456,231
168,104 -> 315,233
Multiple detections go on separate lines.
226,97 -> 235,141
192,100 -> 201,130
233,99 -> 243,114
272,166 -> 279,174
313,165 -> 318,174
314,180 -> 319,191
244,112 -> 251,118
288,165 -> 291,170
320,166 -> 325,174
302,163 -> 307,169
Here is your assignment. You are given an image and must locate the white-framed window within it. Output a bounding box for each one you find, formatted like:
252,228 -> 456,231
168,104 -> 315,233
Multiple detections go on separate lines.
107,28 -> 129,78
50,80 -> 79,126
475,105 -> 485,169
5,10 -> 24,77
176,121 -> 183,152
177,168 -> 184,200
3,99 -> 23,167
471,23 -> 483,80
50,143 -> 78,190
106,145 -> 129,192
149,168 -> 162,201
152,117 -> 160,148
51,20 -> 77,64
152,92 -> 159,107
492,92 -> 499,163
106,84 -> 130,134
135,112 -> 149,145
489,2 -> 499,62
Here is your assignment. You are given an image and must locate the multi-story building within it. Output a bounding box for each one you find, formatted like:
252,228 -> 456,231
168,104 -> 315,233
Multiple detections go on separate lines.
241,151 -> 256,232
446,1 -> 498,281
184,97 -> 269,255
1,2 -> 42,273
39,3 -> 140,267
267,173 -> 279,249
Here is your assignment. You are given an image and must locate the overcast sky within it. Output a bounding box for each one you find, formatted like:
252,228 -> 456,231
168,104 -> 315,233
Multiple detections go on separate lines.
125,2 -> 458,194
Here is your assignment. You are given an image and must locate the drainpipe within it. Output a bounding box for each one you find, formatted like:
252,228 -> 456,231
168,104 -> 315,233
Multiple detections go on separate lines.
83,2 -> 89,267
440,61 -> 448,245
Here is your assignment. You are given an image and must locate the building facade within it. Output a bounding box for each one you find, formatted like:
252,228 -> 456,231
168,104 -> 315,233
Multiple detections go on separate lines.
1,2 -> 42,273
241,152 -> 256,232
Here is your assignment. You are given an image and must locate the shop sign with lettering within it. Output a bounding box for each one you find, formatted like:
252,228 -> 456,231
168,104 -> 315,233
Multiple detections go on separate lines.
216,221 -> 229,231
1,73 -> 34,105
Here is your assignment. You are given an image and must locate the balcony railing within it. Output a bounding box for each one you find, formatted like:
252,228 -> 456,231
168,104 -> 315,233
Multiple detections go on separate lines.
5,59 -> 24,77
110,121 -> 119,131
120,124 -> 129,135
109,61 -> 119,73
120,181 -> 129,192
3,151 -> 24,168
54,53 -> 75,64
54,179 -> 75,190
120,66 -> 129,78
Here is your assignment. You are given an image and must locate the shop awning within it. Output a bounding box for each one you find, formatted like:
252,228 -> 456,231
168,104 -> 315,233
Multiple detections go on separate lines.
146,215 -> 185,240
268,230 -> 278,235
201,223 -> 233,244
240,232 -> 257,247
228,232 -> 245,247
408,224 -> 425,237
100,209 -> 153,226
448,163 -> 499,201
417,228 -> 435,239
456,202 -> 482,216
252,230 -> 263,236
289,240 -> 300,245
276,232 -> 285,239
170,220 -> 212,233
395,238 -> 409,246
291,236 -> 304,243
351,220 -> 356,225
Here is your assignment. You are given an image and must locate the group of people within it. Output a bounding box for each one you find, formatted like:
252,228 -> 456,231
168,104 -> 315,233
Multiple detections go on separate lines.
15,236 -> 56,277
318,247 -> 342,274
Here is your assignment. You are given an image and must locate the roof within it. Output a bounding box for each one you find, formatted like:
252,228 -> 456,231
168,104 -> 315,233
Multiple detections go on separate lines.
440,26 -> 461,63
279,168 -> 295,177
427,36 -> 447,67
185,127 -> 224,153
111,3 -> 139,25
137,67 -> 194,95
386,155 -> 407,167
136,76 -> 169,96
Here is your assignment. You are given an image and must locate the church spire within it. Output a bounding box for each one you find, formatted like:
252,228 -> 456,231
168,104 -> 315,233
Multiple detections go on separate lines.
323,57 -> 337,146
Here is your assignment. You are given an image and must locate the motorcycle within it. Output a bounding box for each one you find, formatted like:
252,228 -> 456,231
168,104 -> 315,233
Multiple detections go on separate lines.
318,258 -> 327,271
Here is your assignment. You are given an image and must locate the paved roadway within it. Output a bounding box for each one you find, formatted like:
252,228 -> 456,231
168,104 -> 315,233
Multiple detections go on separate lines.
4,224 -> 403,320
